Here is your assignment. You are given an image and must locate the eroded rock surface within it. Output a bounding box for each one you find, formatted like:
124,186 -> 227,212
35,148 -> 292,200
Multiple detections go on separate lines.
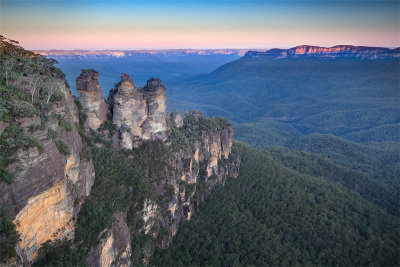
108,74 -> 168,149
0,79 -> 95,264
76,69 -> 108,130
170,110 -> 183,128
87,212 -> 131,267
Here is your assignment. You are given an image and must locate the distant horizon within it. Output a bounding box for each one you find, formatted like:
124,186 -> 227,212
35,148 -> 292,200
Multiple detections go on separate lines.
32,44 -> 399,52
1,0 -> 398,50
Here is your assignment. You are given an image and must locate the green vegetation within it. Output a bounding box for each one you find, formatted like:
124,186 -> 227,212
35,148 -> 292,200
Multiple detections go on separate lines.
151,142 -> 400,266
0,36 -> 73,183
286,133 -> 400,180
264,146 -> 400,216
0,207 -> 20,263
167,56 -> 399,143
54,139 -> 70,156
33,240 -> 86,267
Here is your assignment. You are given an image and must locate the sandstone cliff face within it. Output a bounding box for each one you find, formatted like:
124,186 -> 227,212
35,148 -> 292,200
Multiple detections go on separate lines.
108,74 -> 168,149
76,69 -> 108,130
137,111 -> 239,256
0,79 -> 94,264
87,212 -> 132,267
88,110 -> 239,266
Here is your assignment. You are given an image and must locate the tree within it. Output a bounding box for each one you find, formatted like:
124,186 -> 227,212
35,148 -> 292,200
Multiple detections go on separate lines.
46,76 -> 58,104
27,75 -> 41,104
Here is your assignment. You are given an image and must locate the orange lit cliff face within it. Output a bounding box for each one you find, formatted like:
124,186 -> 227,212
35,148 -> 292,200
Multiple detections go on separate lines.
292,45 -> 359,54
245,45 -> 399,59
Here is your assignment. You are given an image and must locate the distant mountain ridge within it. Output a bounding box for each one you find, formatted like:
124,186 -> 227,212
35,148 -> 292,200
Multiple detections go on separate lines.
35,45 -> 399,59
34,49 -> 249,58
246,45 -> 400,59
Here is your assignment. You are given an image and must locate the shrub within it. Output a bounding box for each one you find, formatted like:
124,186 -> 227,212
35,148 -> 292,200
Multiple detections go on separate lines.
0,167 -> 13,183
12,101 -> 37,117
57,116 -> 72,132
0,107 -> 11,122
47,127 -> 57,139
54,139 -> 70,155
50,89 -> 64,102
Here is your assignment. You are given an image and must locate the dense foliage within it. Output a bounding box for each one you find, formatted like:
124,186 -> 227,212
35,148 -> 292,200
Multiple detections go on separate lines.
166,56 -> 399,143
33,240 -> 86,267
286,133 -> 400,180
0,207 -> 20,263
264,147 -> 399,216
151,142 -> 400,266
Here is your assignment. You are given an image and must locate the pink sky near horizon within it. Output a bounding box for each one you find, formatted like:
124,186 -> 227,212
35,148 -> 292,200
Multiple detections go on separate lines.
1,0 -> 399,50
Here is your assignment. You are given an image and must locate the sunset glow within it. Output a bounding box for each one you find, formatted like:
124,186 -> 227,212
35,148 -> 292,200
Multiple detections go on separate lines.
1,0 -> 399,49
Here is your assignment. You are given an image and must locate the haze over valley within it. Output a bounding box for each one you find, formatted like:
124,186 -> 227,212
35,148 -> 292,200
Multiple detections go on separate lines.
1,0 -> 399,266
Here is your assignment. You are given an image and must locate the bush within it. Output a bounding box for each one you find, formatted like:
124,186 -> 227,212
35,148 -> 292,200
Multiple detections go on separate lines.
50,90 -> 64,102
57,116 -> 72,132
12,101 -> 37,117
47,127 -> 57,139
0,107 -> 11,122
54,139 -> 70,156
0,167 -> 13,183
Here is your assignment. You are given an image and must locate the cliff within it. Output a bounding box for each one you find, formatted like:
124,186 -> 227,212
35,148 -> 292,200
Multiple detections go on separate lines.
0,36 -> 239,267
0,37 -> 94,265
245,45 -> 400,59
83,92 -> 239,266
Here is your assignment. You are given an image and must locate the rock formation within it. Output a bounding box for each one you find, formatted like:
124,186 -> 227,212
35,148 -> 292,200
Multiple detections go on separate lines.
76,69 -> 108,130
170,110 -> 183,128
108,73 -> 168,149
0,78 -> 94,264
1,38 -> 240,267
87,110 -> 239,266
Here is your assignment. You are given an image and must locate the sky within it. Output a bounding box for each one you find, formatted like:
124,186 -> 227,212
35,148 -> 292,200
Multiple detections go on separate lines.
0,0 -> 399,50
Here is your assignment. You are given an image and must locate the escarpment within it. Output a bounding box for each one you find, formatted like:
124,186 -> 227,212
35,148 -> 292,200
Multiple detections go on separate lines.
0,36 -> 239,267
76,69 -> 108,130
80,74 -> 239,266
0,38 -> 95,265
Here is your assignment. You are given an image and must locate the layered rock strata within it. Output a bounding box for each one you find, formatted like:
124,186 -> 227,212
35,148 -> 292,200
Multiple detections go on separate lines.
76,69 -> 108,130
108,73 -> 168,149
0,79 -> 95,264
88,111 -> 239,266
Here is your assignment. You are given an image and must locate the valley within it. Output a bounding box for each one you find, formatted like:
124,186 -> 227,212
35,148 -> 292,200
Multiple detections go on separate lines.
0,37 -> 399,266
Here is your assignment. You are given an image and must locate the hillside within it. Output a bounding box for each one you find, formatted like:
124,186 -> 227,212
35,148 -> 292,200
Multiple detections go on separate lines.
151,142 -> 400,266
165,47 -> 400,142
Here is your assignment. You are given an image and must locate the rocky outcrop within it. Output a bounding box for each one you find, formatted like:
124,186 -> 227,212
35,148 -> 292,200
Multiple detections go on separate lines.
170,110 -> 183,128
136,111 -> 238,256
0,78 -> 95,264
87,212 -> 131,267
85,107 -> 239,265
108,74 -> 168,149
76,69 -> 108,130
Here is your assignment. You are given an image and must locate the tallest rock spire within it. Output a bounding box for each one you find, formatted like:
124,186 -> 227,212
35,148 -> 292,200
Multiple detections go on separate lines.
76,69 -> 108,130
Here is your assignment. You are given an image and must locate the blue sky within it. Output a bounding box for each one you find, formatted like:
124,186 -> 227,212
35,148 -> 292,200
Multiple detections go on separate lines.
1,0 -> 398,49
